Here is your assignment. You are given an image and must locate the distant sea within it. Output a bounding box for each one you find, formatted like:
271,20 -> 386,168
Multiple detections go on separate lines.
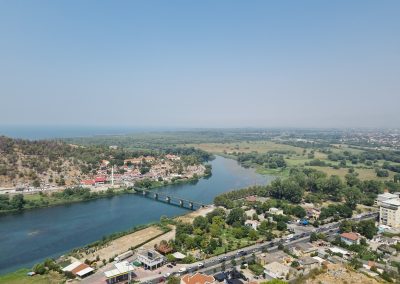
0,126 -> 170,140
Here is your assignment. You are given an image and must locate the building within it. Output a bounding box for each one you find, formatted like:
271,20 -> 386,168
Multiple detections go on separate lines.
80,179 -> 95,186
245,219 -> 260,230
181,273 -> 215,284
340,232 -> 360,245
136,249 -> 165,270
298,256 -> 320,271
62,261 -> 94,278
263,262 -> 290,280
380,198 -> 400,228
104,261 -> 135,284
377,244 -> 397,255
289,242 -> 318,257
268,207 -> 284,215
375,192 -> 400,206
257,251 -> 291,266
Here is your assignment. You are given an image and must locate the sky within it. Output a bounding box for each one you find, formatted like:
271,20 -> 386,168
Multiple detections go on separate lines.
0,1 -> 399,129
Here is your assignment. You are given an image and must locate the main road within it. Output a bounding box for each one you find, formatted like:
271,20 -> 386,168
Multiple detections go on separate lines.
139,211 -> 378,284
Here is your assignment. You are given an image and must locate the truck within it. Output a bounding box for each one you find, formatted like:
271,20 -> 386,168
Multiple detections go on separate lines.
114,250 -> 133,262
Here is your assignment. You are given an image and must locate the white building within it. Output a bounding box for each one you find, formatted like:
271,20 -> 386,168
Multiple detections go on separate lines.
136,249 -> 165,270
263,261 -> 290,280
375,192 -> 400,206
268,207 -> 284,215
245,219 -> 260,230
380,198 -> 400,228
104,261 -> 135,284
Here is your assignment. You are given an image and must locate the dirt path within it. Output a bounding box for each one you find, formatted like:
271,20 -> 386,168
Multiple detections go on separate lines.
80,226 -> 163,262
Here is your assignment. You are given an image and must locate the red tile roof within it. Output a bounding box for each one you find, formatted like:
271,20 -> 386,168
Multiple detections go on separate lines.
181,273 -> 215,284
340,232 -> 359,241
81,179 -> 95,185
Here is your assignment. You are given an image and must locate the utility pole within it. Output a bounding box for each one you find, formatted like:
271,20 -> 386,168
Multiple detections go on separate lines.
111,165 -> 114,186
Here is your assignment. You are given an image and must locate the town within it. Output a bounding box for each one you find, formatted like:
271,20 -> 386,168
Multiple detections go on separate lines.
29,188 -> 400,284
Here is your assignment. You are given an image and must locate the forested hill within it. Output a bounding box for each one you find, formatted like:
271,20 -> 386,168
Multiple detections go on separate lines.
0,136 -> 114,187
0,136 -> 211,188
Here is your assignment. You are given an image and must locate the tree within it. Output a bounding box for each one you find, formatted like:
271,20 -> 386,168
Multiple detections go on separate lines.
310,232 -> 318,242
193,216 -> 209,231
343,186 -> 362,210
167,276 -> 180,284
248,229 -> 259,241
33,263 -> 46,275
226,208 -> 246,226
10,194 -> 25,211
276,221 -> 287,231
356,219 -> 377,239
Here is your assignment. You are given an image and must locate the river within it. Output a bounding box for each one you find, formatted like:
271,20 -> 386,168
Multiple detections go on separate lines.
0,156 -> 273,274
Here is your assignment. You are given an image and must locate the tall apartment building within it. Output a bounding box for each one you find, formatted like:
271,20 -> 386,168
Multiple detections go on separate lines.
379,198 -> 400,228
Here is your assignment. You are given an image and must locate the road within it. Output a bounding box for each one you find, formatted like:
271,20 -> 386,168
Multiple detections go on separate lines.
138,211 -> 378,284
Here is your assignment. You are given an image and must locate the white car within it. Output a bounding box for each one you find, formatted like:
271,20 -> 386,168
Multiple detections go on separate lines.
198,262 -> 204,268
164,273 -> 171,278
178,267 -> 187,273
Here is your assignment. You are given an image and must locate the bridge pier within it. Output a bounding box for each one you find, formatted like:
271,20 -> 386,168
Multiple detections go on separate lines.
154,193 -> 158,200
189,202 -> 193,210
179,200 -> 183,207
166,196 -> 171,203
142,190 -> 146,196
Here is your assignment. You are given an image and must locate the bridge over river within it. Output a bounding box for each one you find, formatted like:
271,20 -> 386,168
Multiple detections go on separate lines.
133,187 -> 208,210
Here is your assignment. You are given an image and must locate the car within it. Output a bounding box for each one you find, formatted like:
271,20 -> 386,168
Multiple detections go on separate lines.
178,267 -> 187,273
163,273 -> 171,278
198,262 -> 204,268
167,264 -> 173,268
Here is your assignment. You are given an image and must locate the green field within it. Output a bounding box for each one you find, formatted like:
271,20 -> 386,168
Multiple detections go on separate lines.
0,269 -> 65,284
190,141 -> 398,181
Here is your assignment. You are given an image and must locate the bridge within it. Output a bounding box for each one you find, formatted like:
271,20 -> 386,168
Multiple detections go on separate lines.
132,188 -> 207,210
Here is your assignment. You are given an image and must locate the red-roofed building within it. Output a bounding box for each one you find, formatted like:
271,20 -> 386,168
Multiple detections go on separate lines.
181,273 -> 215,284
340,232 -> 360,245
80,179 -> 95,186
94,177 -> 107,185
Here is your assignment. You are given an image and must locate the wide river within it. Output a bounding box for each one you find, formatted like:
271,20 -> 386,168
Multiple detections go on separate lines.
0,156 -> 273,274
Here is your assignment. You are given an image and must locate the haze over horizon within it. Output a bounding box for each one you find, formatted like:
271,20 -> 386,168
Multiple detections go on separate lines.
1,1 -> 399,129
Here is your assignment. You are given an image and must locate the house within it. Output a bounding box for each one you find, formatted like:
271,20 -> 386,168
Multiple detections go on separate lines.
136,249 -> 165,270
245,220 -> 260,230
380,198 -> 400,228
257,251 -> 291,266
263,262 -> 290,280
94,176 -> 107,185
104,261 -> 135,284
80,179 -> 95,186
328,246 -> 352,260
289,242 -> 318,257
340,232 -> 360,245
377,244 -> 397,255
268,207 -> 284,215
181,273 -> 215,284
246,196 -> 257,202
373,235 -> 398,246
62,261 -> 94,278
166,154 -> 181,161
298,256 -> 320,271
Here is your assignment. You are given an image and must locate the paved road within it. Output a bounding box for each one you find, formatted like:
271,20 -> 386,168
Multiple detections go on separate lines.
139,212 -> 378,284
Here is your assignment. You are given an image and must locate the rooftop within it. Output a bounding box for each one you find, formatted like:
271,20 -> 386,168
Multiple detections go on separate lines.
340,232 -> 359,241
181,273 -> 215,284
382,198 -> 400,206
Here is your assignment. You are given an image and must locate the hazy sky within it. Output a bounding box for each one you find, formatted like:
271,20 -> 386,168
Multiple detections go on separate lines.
0,1 -> 399,128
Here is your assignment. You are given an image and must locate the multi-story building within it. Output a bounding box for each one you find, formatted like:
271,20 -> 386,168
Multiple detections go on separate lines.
136,249 -> 165,270
380,198 -> 400,228
375,192 -> 400,206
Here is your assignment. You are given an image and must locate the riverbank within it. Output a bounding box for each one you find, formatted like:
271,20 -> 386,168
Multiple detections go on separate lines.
0,172 -> 210,216
0,156 -> 271,275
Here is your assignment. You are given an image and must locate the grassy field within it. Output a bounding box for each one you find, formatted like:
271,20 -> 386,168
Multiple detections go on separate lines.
188,141 -> 304,154
190,141 -> 398,181
0,269 -> 65,284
